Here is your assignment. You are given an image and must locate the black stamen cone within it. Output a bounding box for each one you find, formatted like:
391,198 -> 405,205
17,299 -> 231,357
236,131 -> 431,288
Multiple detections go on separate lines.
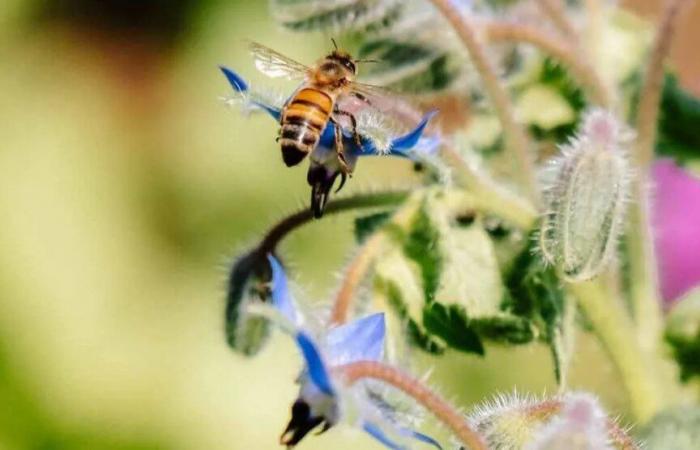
280,400 -> 326,447
307,165 -> 341,218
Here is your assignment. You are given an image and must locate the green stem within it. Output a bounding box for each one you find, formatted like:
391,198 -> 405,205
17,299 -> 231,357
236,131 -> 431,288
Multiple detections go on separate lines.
567,280 -> 662,422
258,190 -> 408,254
628,0 -> 692,352
429,0 -> 539,203
441,143 -> 538,230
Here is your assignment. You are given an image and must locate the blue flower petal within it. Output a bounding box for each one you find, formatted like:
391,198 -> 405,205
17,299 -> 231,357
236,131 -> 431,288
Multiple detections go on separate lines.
400,428 -> 443,450
325,313 -> 385,366
219,66 -> 282,120
390,110 -> 439,154
344,110 -> 439,159
267,254 -> 298,325
363,421 -> 444,450
219,65 -> 248,92
296,331 -> 335,396
362,421 -> 405,450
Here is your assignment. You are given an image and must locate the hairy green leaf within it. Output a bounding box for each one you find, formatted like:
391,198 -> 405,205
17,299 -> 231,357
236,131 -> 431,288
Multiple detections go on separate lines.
504,239 -> 570,383
354,210 -> 392,243
402,203 -> 442,302
422,302 -> 485,355
270,0 -> 401,33
665,288 -> 700,382
359,39 -> 461,93
379,277 -> 445,354
657,73 -> 700,163
471,314 -> 535,345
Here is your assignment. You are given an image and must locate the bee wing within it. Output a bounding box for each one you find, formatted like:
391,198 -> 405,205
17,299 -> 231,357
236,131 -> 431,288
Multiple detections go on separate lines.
338,81 -> 424,125
248,41 -> 310,80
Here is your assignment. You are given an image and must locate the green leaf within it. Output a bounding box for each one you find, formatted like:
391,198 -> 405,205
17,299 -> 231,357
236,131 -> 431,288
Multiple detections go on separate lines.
354,210 -> 392,243
402,203 -> 442,302
503,238 -> 570,383
423,302 -> 484,355
359,39 -> 461,93
471,314 -> 535,345
664,288 -> 700,382
379,277 -> 445,354
526,58 -> 585,143
639,406 -> 700,450
657,73 -> 700,164
270,0 -> 402,33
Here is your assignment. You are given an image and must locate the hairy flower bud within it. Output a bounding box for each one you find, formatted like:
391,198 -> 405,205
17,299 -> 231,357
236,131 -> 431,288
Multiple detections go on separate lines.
539,109 -> 631,282
225,251 -> 274,356
526,393 -> 612,450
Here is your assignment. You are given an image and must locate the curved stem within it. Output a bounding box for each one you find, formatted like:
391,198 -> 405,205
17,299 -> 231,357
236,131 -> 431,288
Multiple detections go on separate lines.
627,0 -> 692,353
483,21 -> 611,107
441,142 -> 538,229
567,280 -> 662,422
257,190 -> 408,254
330,194 -> 422,324
429,0 -> 538,203
538,0 -> 580,41
336,361 -> 488,450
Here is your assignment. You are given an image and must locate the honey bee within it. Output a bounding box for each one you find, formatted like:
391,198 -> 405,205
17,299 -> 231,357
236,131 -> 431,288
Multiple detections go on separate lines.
249,40 -> 382,179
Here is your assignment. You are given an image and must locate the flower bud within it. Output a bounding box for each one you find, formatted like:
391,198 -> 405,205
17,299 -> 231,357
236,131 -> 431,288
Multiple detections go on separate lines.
525,393 -> 612,450
539,109 -> 631,282
225,251 -> 274,356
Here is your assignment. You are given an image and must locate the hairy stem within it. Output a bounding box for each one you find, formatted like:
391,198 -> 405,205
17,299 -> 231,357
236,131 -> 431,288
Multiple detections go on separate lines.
539,0 -> 580,41
257,191 -> 408,254
627,0 -> 692,353
429,0 -> 538,203
336,361 -> 488,450
483,21 -> 611,107
441,142 -> 538,229
567,280 -> 661,422
330,194 -> 423,324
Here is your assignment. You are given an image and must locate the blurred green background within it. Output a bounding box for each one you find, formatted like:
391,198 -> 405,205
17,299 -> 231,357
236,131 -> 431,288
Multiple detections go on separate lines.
1,1 -> 699,449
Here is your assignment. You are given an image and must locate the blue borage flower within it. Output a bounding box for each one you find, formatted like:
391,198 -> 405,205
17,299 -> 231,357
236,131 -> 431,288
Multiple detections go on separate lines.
219,66 -> 439,217
264,254 -> 442,449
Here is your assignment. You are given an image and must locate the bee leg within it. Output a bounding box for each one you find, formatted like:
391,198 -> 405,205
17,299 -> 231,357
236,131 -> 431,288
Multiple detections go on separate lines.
333,109 -> 364,153
332,119 -> 351,175
351,92 -> 372,107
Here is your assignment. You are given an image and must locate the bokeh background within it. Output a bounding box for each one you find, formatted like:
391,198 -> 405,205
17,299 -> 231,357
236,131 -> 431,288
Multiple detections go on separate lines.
1,1 -> 699,449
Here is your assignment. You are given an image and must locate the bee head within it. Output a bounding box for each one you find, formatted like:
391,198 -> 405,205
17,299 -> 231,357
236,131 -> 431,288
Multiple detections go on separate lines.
327,50 -> 357,76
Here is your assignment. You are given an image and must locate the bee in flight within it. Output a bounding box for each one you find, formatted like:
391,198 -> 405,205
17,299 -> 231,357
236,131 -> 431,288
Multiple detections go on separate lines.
248,40 -> 383,217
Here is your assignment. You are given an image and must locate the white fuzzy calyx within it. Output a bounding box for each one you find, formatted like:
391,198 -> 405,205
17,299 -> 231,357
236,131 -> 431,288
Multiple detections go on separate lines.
525,393 -> 613,450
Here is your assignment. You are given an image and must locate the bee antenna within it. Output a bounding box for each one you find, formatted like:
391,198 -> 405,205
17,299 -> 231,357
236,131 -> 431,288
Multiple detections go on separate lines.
355,59 -> 380,64
331,38 -> 338,50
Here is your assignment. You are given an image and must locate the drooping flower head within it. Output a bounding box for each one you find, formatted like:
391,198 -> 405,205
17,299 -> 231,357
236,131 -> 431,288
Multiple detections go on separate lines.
219,66 -> 439,217
263,255 -> 442,449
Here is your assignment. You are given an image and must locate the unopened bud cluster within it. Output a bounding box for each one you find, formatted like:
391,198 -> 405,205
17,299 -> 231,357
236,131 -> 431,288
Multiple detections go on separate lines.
539,109 -> 632,282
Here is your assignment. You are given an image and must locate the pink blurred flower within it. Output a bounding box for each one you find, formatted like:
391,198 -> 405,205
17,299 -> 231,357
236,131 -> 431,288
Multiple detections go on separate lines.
652,160 -> 700,305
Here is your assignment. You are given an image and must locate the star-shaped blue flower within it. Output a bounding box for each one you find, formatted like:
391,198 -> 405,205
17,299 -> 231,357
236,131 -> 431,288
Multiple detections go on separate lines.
265,255 -> 442,449
220,66 -> 439,217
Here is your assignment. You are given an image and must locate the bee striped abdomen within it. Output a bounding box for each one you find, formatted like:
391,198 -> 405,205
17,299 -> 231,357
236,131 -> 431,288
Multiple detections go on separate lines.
279,87 -> 333,167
